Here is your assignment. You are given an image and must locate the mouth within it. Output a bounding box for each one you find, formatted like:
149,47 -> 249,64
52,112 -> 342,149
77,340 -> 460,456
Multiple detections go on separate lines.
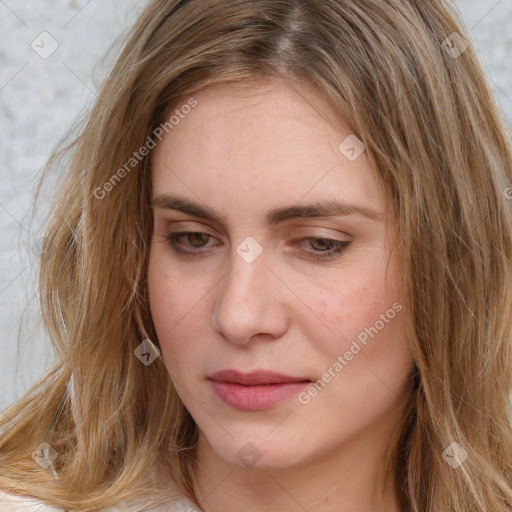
207,369 -> 311,410
208,368 -> 311,385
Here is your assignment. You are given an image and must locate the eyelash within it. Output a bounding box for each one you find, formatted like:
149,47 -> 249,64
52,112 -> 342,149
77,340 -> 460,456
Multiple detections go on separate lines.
163,232 -> 350,261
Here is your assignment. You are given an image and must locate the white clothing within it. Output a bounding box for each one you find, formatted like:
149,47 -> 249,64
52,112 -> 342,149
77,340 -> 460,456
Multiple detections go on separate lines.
0,491 -> 199,511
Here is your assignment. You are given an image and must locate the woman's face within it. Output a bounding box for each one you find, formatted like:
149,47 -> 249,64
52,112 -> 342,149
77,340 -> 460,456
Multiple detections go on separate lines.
148,79 -> 415,470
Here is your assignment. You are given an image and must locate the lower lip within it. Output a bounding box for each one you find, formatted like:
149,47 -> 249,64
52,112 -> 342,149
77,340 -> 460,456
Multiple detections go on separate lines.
209,380 -> 310,410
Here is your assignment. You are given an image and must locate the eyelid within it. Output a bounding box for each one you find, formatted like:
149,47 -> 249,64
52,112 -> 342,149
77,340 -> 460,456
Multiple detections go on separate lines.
162,216 -> 354,239
290,225 -> 353,241
165,220 -> 219,235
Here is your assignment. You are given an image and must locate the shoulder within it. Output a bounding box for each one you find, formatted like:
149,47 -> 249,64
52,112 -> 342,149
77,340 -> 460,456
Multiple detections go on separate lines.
0,491 -> 198,511
0,491 -> 63,511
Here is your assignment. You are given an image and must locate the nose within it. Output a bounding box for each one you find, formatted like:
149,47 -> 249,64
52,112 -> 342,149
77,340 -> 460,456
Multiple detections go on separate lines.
211,246 -> 289,346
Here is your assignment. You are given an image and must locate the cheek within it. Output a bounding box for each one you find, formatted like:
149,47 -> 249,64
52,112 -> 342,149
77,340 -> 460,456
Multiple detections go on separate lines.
300,276 -> 411,424
302,255 -> 412,396
147,249 -> 211,368
148,247 -> 196,326
148,252 -> 177,336
304,257 -> 401,355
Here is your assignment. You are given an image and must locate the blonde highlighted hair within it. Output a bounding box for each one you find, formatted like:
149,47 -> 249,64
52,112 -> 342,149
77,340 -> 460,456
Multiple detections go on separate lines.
1,0 -> 512,510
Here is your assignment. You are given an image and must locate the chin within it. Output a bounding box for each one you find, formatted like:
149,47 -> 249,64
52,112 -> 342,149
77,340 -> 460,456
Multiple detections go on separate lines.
199,424 -> 310,470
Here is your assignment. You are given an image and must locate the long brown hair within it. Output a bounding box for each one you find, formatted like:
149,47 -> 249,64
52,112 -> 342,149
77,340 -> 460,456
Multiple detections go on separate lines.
1,1 -> 511,510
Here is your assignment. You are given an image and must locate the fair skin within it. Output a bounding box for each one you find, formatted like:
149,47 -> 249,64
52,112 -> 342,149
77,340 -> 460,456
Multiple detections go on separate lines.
148,79 -> 415,512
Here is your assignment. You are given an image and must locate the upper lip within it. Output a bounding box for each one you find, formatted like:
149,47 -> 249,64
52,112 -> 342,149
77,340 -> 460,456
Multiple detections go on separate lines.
208,369 -> 310,385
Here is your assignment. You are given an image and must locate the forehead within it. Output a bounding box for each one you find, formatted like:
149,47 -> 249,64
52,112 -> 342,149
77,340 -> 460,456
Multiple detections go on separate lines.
150,79 -> 385,219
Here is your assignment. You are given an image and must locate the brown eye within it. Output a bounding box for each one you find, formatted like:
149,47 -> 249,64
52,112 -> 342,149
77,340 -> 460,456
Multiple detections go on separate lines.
308,238 -> 338,251
186,232 -> 210,247
164,231 -> 218,258
164,232 -> 350,262
291,237 -> 351,262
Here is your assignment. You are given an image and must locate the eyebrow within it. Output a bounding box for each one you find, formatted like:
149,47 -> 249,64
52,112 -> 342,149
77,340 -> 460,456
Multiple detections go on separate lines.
150,194 -> 385,225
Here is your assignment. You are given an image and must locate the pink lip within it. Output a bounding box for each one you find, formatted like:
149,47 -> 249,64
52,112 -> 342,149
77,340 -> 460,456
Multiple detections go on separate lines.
208,369 -> 310,410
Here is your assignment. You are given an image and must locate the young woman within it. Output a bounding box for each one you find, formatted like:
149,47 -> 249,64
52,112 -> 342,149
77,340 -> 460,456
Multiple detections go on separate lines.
1,1 -> 511,511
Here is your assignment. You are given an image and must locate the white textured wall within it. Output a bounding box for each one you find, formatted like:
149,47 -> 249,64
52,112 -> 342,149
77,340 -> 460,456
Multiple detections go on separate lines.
1,0 -> 512,412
